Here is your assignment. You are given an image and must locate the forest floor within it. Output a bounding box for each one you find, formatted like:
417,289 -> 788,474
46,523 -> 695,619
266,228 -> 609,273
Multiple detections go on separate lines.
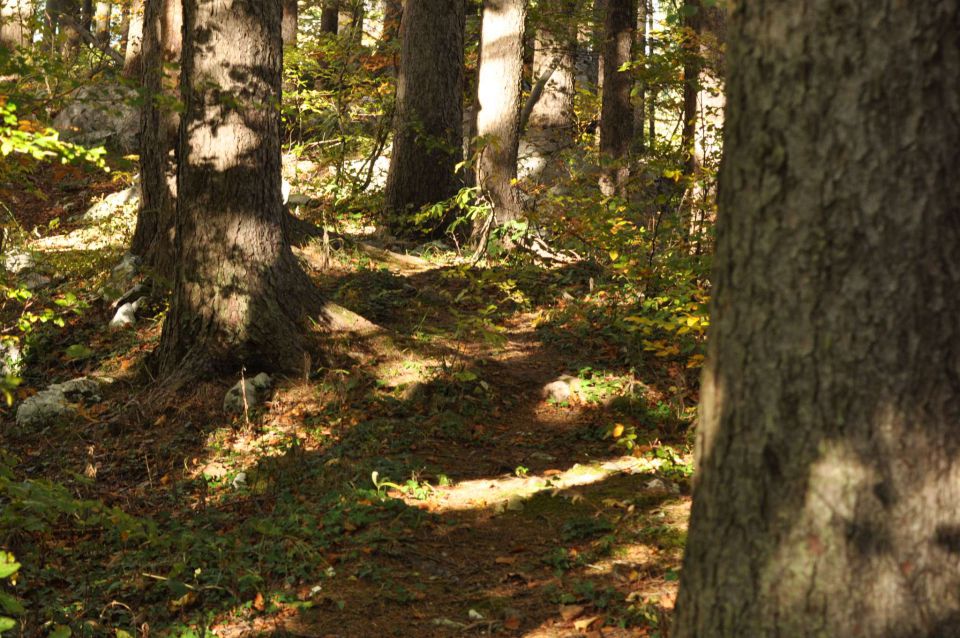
1,158 -> 695,637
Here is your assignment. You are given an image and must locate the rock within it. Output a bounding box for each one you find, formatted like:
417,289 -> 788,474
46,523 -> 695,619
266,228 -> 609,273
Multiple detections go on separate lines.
20,272 -> 51,290
102,254 -> 142,302
15,377 -> 103,428
81,180 -> 140,223
223,372 -> 272,414
542,375 -> 580,403
281,179 -> 292,205
53,84 -> 140,152
3,249 -> 35,274
109,296 -> 145,329
644,477 -> 680,495
0,339 -> 22,377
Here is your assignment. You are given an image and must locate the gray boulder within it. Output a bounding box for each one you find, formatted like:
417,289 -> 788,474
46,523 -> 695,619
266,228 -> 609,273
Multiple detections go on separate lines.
16,377 -> 104,428
81,179 -> 140,223
3,249 -> 35,274
0,339 -> 22,377
53,85 -> 139,152
224,373 -> 272,414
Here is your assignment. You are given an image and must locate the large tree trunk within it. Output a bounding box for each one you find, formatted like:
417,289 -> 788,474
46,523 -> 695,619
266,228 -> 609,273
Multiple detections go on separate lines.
130,0 -> 180,280
680,0 -> 700,179
383,0 -> 464,236
598,0 -> 633,196
156,0 -> 323,378
474,0 -> 525,230
92,0 -> 108,42
281,0 -> 295,45
527,4 -> 575,134
380,0 -> 400,44
673,2 -> 960,637
319,0 -> 337,33
0,0 -> 34,51
121,0 -> 143,78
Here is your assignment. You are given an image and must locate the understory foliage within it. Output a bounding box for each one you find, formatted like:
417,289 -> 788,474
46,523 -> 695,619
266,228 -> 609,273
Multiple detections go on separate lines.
0,0 -> 720,634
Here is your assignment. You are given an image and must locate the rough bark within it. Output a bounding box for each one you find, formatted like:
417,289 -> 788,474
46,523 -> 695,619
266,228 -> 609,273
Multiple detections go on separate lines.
673,2 -> 960,637
156,0 -> 323,378
0,0 -> 34,51
130,0 -> 180,280
92,0 -> 107,42
319,0 -> 337,33
121,0 -> 143,78
474,0 -> 526,228
281,0 -> 295,45
598,0 -> 633,196
680,0 -> 701,178
383,0 -> 464,236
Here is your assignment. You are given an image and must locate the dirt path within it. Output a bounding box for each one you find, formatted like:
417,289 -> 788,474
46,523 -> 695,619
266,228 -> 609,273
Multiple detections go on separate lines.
2,177 -> 691,637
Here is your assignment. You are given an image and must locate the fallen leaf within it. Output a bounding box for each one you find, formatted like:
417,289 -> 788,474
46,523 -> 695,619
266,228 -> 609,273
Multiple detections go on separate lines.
573,616 -> 600,631
495,556 -> 516,565
253,592 -> 266,611
503,616 -> 521,630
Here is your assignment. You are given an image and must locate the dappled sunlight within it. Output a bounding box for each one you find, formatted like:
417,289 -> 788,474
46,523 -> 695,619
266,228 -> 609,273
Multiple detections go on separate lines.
403,456 -> 673,513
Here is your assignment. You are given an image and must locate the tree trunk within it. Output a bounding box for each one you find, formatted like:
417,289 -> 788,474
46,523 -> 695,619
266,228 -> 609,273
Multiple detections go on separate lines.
673,2 -> 960,637
58,0 -> 82,57
131,0 -> 180,280
121,0 -> 143,78
281,0 -> 295,45
680,0 -> 700,178
380,0 -> 400,43
631,0 -> 645,153
383,0 -> 464,236
598,0 -> 632,196
0,0 -> 34,51
527,3 -> 575,134
92,0 -> 108,42
319,0 -> 337,33
156,0 -> 323,378
646,0 -> 655,143
474,0 -> 525,230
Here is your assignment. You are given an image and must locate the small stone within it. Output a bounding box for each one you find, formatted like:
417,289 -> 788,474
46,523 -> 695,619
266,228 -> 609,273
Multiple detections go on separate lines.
109,296 -> 145,329
223,373 -> 272,414
20,272 -> 51,290
542,375 -> 579,403
0,339 -> 22,377
467,609 -> 484,621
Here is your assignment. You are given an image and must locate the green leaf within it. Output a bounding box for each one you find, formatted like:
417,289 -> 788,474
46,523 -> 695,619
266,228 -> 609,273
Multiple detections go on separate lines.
0,592 -> 24,616
0,617 -> 16,634
49,626 -> 72,638
64,344 -> 94,360
0,554 -> 19,580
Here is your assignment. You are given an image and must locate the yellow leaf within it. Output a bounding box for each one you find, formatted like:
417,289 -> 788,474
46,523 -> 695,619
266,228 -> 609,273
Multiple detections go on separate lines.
574,616 -> 601,631
612,423 -> 625,438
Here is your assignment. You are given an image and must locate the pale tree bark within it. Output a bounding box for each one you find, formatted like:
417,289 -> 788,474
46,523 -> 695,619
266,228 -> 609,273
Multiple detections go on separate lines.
156,0 -> 324,378
598,0 -> 633,196
631,0 -> 645,153
281,0 -> 295,45
527,2 -> 575,134
673,2 -> 960,637
319,0 -> 337,33
383,0 -> 464,236
131,0 -> 180,280
121,0 -> 143,78
474,0 -> 526,230
380,0 -> 400,43
0,0 -> 34,51
92,0 -> 108,42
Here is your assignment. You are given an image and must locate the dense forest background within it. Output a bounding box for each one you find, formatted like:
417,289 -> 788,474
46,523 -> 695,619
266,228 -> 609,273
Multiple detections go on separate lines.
0,0 -> 956,636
